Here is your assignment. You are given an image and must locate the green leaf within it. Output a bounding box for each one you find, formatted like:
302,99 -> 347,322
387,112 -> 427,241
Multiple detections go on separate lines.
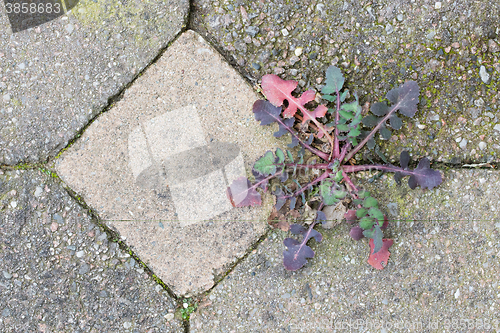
340,90 -> 349,102
275,148 -> 285,164
363,196 -> 378,208
341,100 -> 359,112
356,208 -> 368,218
349,137 -> 358,145
337,124 -> 350,132
286,150 -> 294,163
253,151 -> 276,176
353,199 -> 363,206
339,110 -> 354,120
348,128 -> 361,137
362,229 -> 374,238
333,190 -> 347,199
368,207 -> 384,221
320,181 -> 338,206
358,191 -> 370,199
322,94 -> 336,102
359,216 -> 375,229
334,170 -> 343,182
380,126 -> 392,140
322,66 -> 344,95
372,225 -> 384,253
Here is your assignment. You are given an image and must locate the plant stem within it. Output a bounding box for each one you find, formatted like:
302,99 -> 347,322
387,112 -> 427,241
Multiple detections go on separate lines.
344,102 -> 402,162
342,164 -> 401,173
341,169 -> 359,193
285,163 -> 330,169
333,89 -> 341,159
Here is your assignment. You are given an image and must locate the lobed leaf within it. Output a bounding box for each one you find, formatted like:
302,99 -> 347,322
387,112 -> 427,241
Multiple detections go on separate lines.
321,66 -> 345,95
386,81 -> 420,117
253,151 -> 277,176
371,102 -> 389,116
394,151 -> 442,190
226,177 -> 262,207
367,238 -> 393,270
261,75 -> 316,118
283,213 -> 324,271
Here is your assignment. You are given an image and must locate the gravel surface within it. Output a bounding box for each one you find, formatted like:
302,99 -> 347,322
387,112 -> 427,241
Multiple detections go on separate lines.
192,0 -> 500,164
0,169 -> 183,332
0,0 -> 188,165
191,169 -> 500,332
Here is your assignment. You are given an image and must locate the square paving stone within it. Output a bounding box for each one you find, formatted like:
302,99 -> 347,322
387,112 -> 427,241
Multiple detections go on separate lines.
0,0 -> 188,165
55,30 -> 283,296
0,169 -> 183,332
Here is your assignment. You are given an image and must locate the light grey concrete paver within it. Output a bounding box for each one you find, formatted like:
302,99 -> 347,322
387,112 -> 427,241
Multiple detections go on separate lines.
191,169 -> 500,332
0,169 -> 183,332
0,0 -> 189,165
55,30 -> 285,296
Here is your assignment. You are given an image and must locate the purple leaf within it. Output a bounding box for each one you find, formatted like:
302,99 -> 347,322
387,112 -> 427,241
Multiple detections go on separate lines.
371,102 -> 389,116
252,169 -> 269,191
349,226 -> 364,240
389,114 -> 403,130
274,118 -> 295,138
226,177 -> 262,207
274,187 -> 287,211
408,158 -> 442,190
386,81 -> 419,117
253,100 -> 282,125
283,216 -> 323,271
399,150 -> 410,169
394,151 -> 442,190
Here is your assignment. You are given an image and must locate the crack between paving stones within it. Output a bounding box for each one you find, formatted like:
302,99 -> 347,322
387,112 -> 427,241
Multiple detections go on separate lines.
52,176 -> 191,322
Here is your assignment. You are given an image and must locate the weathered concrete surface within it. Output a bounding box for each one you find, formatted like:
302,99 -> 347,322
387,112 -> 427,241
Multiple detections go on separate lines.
0,0 -> 189,165
192,0 -> 500,165
0,169 -> 183,332
55,30 -> 285,296
191,169 -> 500,332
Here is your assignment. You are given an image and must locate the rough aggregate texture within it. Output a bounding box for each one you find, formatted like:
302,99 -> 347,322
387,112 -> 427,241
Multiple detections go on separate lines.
0,0 -> 189,165
191,0 -> 500,165
191,169 -> 500,332
0,169 -> 183,332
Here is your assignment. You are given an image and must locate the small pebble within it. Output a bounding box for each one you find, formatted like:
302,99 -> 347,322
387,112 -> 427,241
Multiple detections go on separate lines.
2,271 -> 12,279
294,47 -> 303,57
478,141 -> 487,150
479,66 -> 491,84
435,2 -> 442,9
164,313 -> 174,321
123,322 -> 132,329
397,14 -> 403,21
50,222 -> 58,232
281,28 -> 289,37
459,138 -> 468,149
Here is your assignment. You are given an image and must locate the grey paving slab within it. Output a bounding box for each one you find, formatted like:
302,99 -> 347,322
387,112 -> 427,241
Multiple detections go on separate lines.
192,0 -> 500,165
0,169 -> 183,332
191,169 -> 500,332
0,0 -> 189,165
55,30 -> 285,297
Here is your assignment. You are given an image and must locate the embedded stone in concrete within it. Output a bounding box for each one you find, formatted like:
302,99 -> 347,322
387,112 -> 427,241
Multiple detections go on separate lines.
0,169 -> 182,332
56,30 -> 283,296
0,0 -> 189,165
